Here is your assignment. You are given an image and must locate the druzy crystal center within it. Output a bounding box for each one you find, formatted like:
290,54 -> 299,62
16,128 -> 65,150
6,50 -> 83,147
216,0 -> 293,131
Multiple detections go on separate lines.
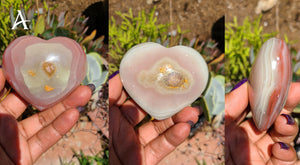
42,61 -> 56,77
137,58 -> 192,94
164,71 -> 185,88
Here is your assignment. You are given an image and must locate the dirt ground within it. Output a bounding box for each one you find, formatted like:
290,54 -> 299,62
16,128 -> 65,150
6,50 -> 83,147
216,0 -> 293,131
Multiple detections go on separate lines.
47,0 -> 100,19
226,0 -> 300,50
109,0 -> 225,42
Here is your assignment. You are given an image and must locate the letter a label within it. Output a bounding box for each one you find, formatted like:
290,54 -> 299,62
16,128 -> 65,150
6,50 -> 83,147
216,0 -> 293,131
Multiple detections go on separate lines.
12,10 -> 30,30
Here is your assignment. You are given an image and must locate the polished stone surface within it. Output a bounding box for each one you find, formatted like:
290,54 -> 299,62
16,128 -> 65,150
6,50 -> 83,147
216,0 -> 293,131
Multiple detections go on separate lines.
249,38 -> 292,131
3,36 -> 86,110
120,42 -> 209,120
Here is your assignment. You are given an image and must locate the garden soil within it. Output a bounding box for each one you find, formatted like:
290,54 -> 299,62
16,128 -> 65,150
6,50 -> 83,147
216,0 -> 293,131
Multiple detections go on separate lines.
226,0 -> 300,51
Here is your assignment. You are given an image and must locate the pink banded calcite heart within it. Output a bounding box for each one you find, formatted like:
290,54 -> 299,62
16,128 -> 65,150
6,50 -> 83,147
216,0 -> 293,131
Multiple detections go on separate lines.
120,42 -> 209,120
249,38 -> 292,131
3,36 -> 86,110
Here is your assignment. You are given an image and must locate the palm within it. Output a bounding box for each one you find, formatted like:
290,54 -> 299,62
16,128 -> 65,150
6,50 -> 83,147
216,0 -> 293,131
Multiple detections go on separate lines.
0,69 -> 92,165
109,74 -> 200,165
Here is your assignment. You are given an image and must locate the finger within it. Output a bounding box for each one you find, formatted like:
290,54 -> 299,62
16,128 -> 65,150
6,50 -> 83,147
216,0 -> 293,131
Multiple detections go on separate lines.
269,114 -> 298,144
120,99 -> 147,126
0,69 -> 7,100
109,74 -> 125,106
236,114 -> 297,162
0,114 -> 20,165
0,145 -> 15,165
0,92 -> 28,118
254,115 -> 298,162
144,122 -> 191,165
109,105 -> 143,165
284,82 -> 300,112
237,83 -> 300,144
268,142 -> 297,165
0,69 -> 6,91
60,85 -> 92,109
18,85 -> 92,140
115,90 -> 128,107
138,107 -> 199,146
109,142 -> 122,165
28,108 -> 79,161
225,82 -> 249,126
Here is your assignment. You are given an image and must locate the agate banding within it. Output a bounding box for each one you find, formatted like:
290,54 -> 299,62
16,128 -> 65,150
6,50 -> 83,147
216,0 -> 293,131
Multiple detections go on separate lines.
3,36 -> 86,110
120,42 -> 209,120
249,38 -> 292,131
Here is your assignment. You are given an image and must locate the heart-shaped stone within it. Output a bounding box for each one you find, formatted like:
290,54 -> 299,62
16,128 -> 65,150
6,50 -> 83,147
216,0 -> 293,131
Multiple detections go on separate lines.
120,42 -> 209,120
249,38 -> 292,131
3,36 -> 86,110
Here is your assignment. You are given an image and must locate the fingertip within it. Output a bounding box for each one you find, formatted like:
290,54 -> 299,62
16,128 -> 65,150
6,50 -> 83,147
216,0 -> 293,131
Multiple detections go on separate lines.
172,106 -> 199,124
165,122 -> 191,146
86,84 -> 96,93
63,85 -> 92,108
109,74 -> 123,106
225,82 -> 249,124
270,114 -> 298,143
285,82 -> 300,111
144,122 -> 191,165
271,142 -> 297,163
0,69 -> 6,90
52,108 -> 79,134
275,114 -> 297,134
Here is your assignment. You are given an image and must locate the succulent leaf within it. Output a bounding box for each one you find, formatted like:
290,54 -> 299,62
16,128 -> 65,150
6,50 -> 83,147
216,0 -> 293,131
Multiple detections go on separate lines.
34,15 -> 45,36
83,52 -> 108,91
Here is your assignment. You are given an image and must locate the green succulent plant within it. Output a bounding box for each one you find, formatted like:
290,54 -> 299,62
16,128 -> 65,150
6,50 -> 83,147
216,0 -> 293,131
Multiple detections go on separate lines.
192,74 -> 225,123
82,52 -> 109,91
109,7 -> 171,74
0,0 -> 33,57
225,15 -> 277,84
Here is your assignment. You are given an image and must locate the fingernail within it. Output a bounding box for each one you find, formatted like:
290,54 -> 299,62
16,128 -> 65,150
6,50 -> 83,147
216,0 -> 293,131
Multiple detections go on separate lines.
281,114 -> 295,125
278,142 -> 289,150
109,70 -> 119,80
77,106 -> 85,113
231,78 -> 248,92
87,84 -> 96,93
187,120 -> 195,127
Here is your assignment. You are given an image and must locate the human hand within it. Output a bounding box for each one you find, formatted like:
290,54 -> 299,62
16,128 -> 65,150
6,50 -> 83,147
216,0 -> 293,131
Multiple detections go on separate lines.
109,74 -> 200,165
225,81 -> 300,165
0,69 -> 92,165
